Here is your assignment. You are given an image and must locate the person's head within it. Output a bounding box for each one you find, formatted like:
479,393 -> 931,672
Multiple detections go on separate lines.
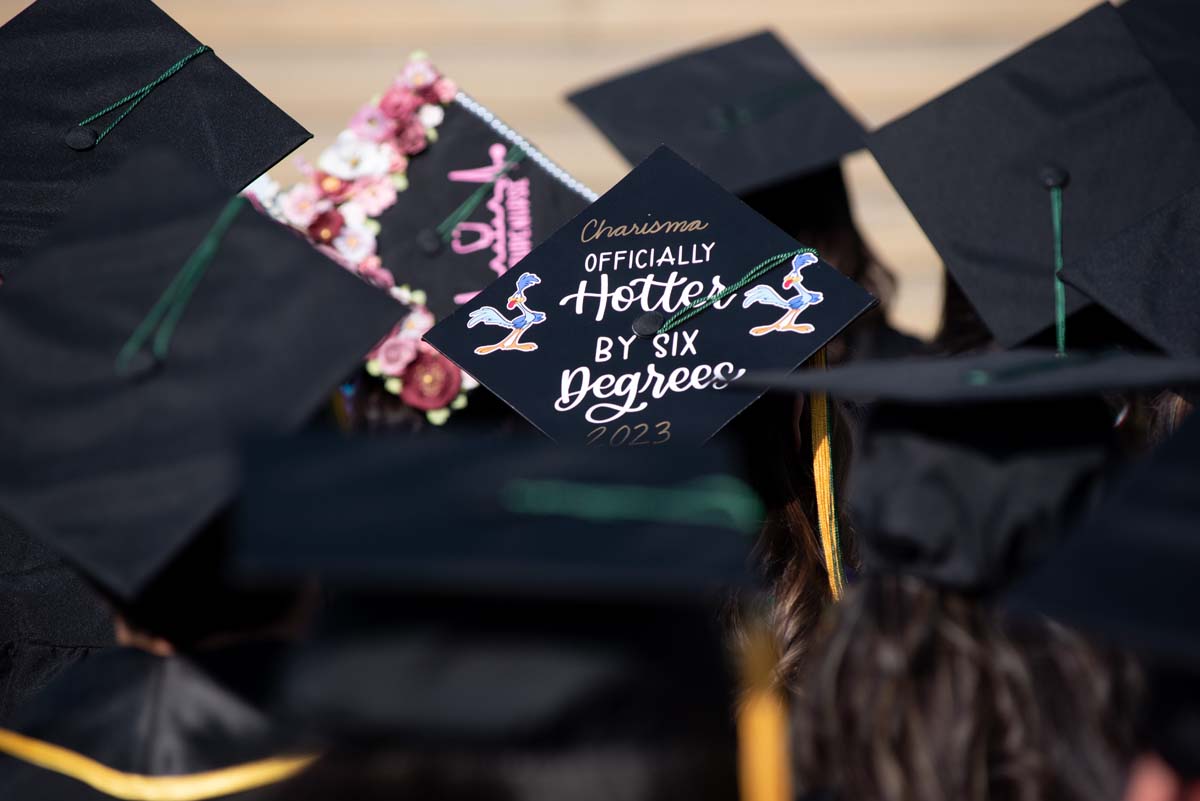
728,383 -> 857,687
744,164 -> 896,312
1125,665 -> 1200,801
795,573 -> 1139,801
105,515 -> 317,655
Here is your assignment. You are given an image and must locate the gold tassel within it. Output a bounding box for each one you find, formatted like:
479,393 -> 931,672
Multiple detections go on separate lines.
737,625 -> 792,801
809,348 -> 844,601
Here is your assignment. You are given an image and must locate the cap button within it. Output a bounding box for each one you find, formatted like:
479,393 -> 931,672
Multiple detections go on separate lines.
64,126 -> 99,151
417,228 -> 442,256
119,350 -> 163,381
1039,164 -> 1070,190
632,311 -> 664,339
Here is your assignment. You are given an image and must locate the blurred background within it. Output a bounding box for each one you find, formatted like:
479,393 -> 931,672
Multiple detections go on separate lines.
2,0 -> 1100,337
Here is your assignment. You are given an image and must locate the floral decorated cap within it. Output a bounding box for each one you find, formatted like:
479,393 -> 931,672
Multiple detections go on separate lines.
254,53 -> 595,429
868,2 -> 1200,348
0,0 -> 311,283
567,30 -> 865,197
0,150 -> 403,601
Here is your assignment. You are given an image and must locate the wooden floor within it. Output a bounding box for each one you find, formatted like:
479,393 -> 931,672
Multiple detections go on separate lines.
2,0 -> 1101,337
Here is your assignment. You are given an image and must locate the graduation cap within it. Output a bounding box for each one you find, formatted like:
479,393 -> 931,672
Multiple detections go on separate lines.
740,349 -> 1200,592
255,53 -> 594,427
0,150 -> 404,608
1118,0 -> 1200,131
228,432 -> 755,799
1007,416 -> 1200,777
0,646 -> 318,800
233,430 -> 761,595
422,146 -> 876,446
567,31 -> 865,198
868,2 -> 1200,348
1058,181 -> 1200,358
0,0 -> 310,282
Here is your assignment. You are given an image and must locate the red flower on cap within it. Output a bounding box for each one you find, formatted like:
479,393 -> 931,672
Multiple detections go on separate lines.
315,172 -> 353,202
396,121 -> 429,156
379,85 -> 423,121
400,350 -> 461,410
307,209 -> 345,245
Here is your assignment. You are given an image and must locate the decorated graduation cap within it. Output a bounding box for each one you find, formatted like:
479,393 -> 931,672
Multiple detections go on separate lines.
742,349 -> 1200,592
567,30 -> 865,198
0,0 -> 310,282
256,53 -> 594,428
0,150 -> 404,609
0,646 -> 317,800
869,2 -> 1200,348
423,146 -> 876,446
231,433 -> 753,775
1058,181 -> 1200,358
1008,416 -> 1200,777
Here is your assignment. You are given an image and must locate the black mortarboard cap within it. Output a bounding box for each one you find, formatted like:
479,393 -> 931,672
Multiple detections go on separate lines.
1060,181 -> 1200,357
868,3 -> 1200,347
232,432 -> 751,758
741,349 -> 1200,591
1007,416 -> 1200,777
0,646 -> 316,800
423,146 -> 875,445
0,150 -> 404,604
1008,415 -> 1200,665
0,0 -> 310,282
234,431 -> 761,595
568,31 -> 865,197
1118,0 -> 1200,131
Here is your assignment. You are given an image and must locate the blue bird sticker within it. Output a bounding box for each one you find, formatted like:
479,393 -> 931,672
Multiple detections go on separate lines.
742,252 -> 824,336
467,271 -> 547,355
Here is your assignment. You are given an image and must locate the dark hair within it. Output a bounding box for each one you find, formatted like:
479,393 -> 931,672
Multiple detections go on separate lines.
729,385 -> 857,687
795,574 -> 1139,801
743,164 -> 895,308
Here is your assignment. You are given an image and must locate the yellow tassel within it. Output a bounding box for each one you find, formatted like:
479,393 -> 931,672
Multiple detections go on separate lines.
810,348 -> 844,601
737,625 -> 792,801
0,727 -> 317,801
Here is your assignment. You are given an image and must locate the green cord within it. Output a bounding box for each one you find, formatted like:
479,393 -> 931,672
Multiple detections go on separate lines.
115,196 -> 245,374
78,45 -> 212,144
658,247 -> 817,334
1050,185 -> 1066,357
503,475 -> 764,535
435,146 -> 527,242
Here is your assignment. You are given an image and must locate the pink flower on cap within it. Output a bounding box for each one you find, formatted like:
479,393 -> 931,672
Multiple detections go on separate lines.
402,58 -> 438,90
432,77 -> 458,104
368,325 -> 419,377
397,121 -> 428,156
279,183 -> 326,227
354,177 -> 398,216
379,85 -> 423,121
349,102 -> 398,143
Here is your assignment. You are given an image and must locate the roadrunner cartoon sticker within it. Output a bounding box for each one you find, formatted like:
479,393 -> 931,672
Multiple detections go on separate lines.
742,252 -> 824,336
467,271 -> 547,354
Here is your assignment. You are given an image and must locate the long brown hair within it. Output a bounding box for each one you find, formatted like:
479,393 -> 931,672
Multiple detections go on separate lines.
795,574 -> 1140,801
